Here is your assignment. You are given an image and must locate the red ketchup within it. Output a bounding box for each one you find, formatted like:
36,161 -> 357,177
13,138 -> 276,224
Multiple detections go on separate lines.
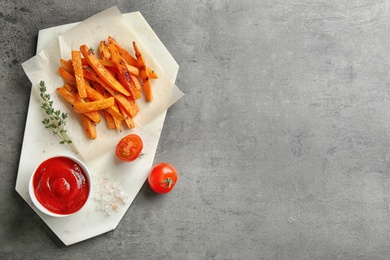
33,157 -> 90,215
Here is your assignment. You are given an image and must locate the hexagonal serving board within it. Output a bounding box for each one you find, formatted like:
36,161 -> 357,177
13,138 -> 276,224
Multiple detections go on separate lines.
16,10 -> 179,246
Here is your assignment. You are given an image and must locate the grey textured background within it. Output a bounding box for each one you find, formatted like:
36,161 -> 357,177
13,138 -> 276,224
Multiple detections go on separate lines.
2,0 -> 390,259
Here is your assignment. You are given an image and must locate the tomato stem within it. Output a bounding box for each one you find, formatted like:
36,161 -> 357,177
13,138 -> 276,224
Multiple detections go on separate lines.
166,177 -> 173,188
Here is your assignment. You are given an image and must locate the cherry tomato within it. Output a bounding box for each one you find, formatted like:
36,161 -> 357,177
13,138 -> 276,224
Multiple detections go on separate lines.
148,163 -> 178,194
116,134 -> 143,162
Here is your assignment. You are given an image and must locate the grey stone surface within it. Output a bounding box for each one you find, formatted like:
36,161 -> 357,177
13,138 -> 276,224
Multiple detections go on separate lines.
2,0 -> 390,259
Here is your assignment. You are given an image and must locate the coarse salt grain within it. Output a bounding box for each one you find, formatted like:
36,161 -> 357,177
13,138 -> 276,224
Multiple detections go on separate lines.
91,171 -> 128,215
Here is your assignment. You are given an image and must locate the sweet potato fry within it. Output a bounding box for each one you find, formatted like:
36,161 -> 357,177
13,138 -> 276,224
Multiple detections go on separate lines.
107,103 -> 124,122
98,40 -> 111,60
129,98 -> 140,113
108,42 -> 141,100
125,63 -> 140,77
58,67 -> 76,86
116,70 -> 141,100
80,113 -> 97,140
72,50 -> 87,98
110,103 -> 122,131
133,41 -> 152,102
80,44 -> 131,97
103,110 -> 116,129
131,75 -> 142,91
84,80 -> 104,100
99,59 -> 116,68
60,59 -> 74,74
108,36 -> 157,79
118,105 -> 135,128
62,83 -> 78,95
74,97 -> 115,114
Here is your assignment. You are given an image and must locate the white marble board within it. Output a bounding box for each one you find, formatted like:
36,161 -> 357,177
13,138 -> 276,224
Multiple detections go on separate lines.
15,10 -> 179,246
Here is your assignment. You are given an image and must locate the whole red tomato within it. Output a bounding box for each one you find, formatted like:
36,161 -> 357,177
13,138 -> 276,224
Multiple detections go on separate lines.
148,163 -> 178,194
116,134 -> 143,162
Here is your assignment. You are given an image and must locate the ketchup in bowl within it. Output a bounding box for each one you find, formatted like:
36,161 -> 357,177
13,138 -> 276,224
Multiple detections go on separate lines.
30,156 -> 91,216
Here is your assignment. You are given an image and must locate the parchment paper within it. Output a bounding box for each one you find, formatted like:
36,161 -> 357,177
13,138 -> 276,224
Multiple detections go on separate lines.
22,6 -> 183,161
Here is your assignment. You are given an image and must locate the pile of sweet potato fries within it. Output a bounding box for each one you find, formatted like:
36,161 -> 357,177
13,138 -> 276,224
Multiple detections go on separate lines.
56,36 -> 157,139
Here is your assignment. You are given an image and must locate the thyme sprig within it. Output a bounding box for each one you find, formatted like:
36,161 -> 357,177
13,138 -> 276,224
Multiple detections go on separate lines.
39,80 -> 78,154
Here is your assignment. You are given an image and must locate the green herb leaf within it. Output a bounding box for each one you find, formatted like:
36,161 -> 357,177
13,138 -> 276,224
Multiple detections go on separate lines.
39,80 -> 77,154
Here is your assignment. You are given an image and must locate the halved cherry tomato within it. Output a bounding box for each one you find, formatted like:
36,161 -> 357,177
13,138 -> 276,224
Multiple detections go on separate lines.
116,134 -> 143,162
148,163 -> 178,194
